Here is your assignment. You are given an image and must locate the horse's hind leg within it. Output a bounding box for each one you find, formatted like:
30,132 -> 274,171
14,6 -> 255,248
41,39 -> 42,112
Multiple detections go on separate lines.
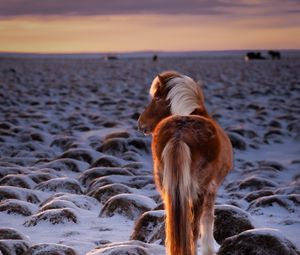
192,195 -> 204,254
200,189 -> 218,255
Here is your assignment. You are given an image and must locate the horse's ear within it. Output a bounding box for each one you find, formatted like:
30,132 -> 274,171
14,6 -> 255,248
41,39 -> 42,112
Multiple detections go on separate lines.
157,74 -> 164,85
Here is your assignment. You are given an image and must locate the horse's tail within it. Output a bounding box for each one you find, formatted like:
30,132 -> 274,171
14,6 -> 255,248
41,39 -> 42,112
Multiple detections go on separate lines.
162,138 -> 194,255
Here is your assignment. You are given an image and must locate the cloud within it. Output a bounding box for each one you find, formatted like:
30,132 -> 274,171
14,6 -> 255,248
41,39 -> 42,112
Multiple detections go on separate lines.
1,14 -> 299,53
0,0 -> 298,17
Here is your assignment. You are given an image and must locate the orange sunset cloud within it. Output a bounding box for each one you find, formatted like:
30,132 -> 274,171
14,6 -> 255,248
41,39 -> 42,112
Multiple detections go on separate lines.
0,1 -> 299,53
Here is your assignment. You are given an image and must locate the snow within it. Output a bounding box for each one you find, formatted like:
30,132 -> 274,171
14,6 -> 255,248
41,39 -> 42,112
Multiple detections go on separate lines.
0,55 -> 299,254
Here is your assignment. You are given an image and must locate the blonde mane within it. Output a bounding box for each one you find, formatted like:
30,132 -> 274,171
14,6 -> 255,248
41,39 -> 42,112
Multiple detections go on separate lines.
166,75 -> 204,115
149,73 -> 205,115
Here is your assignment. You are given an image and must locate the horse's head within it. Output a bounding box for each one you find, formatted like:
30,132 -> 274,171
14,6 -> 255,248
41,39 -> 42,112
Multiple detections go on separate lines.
138,71 -> 205,135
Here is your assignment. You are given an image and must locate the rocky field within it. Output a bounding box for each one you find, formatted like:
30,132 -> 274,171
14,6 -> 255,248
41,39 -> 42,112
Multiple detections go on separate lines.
0,55 -> 299,254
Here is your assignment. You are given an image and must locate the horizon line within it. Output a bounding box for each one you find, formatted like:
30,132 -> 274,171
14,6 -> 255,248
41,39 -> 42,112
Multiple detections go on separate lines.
1,48 -> 300,55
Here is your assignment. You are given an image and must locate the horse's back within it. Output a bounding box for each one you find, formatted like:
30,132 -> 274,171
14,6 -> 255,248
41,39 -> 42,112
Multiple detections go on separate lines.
152,115 -> 221,164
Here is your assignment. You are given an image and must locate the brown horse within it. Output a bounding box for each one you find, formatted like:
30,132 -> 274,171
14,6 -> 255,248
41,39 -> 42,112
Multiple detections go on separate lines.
138,71 -> 233,255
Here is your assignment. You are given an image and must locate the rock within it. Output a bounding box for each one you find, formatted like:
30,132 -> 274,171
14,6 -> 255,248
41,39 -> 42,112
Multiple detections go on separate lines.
131,210 -> 165,245
248,194 -> 300,213
30,132 -> 45,142
102,121 -> 118,128
257,160 -> 284,171
0,122 -> 12,130
41,193 -> 99,211
86,240 -> 150,255
153,202 -> 164,210
39,158 -> 89,173
263,128 -> 283,142
0,228 -> 26,240
59,148 -> 94,164
97,138 -> 127,155
27,172 -> 57,184
127,138 -> 150,153
18,130 -> 45,143
91,156 -> 124,168
121,151 -> 140,162
0,199 -> 37,216
0,174 -> 36,189
269,119 -> 282,128
79,167 -> 133,186
87,175 -> 154,192
56,194 -> 99,210
24,243 -> 78,255
244,190 -> 274,202
0,186 -> 40,204
0,129 -> 16,138
218,228 -> 300,255
35,177 -> 82,194
275,181 -> 300,195
39,199 -> 78,212
24,208 -> 78,226
242,166 -> 281,180
227,132 -> 247,150
123,162 -> 150,171
100,194 -> 156,220
50,136 -> 77,151
0,240 -> 29,255
0,167 -> 28,179
239,176 -> 277,191
226,127 -> 258,139
88,183 -> 132,203
104,131 -> 130,140
213,205 -> 255,244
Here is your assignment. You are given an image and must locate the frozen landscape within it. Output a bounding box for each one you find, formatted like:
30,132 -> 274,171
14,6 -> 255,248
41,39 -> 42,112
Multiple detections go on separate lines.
0,53 -> 299,254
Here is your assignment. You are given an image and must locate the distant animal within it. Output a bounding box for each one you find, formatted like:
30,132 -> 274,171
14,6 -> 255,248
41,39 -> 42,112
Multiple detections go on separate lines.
138,71 -> 233,255
268,50 -> 281,59
245,52 -> 265,61
104,55 -> 118,61
152,55 -> 158,61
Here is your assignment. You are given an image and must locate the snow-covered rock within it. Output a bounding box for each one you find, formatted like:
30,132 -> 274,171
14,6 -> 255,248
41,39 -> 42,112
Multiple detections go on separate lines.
0,228 -> 27,240
91,155 -> 125,168
131,210 -> 165,245
24,208 -> 78,226
59,148 -> 95,164
100,194 -> 156,220
218,228 -> 300,255
0,240 -> 30,255
227,132 -> 247,150
35,177 -> 82,194
88,183 -> 133,204
79,167 -> 133,186
214,205 -> 255,244
24,243 -> 78,255
0,199 -> 38,216
86,241 -> 151,255
0,186 -> 41,204
87,175 -> 154,192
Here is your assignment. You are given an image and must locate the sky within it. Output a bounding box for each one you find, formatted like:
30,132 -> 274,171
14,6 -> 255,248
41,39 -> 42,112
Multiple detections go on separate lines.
0,0 -> 299,53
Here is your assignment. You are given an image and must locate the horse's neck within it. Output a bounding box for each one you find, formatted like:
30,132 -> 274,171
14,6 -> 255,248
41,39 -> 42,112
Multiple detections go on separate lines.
191,106 -> 210,118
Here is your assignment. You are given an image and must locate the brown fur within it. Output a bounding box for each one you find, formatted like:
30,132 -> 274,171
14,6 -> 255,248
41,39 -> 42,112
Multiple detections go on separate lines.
138,71 -> 233,255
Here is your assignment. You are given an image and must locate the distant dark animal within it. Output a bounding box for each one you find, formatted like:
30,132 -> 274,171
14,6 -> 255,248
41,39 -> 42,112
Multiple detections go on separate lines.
138,71 -> 233,255
245,52 -> 265,61
268,50 -> 281,59
152,55 -> 158,61
104,55 -> 118,61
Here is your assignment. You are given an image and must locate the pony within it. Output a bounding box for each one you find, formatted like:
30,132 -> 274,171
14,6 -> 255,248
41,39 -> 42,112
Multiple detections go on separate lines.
137,71 -> 233,255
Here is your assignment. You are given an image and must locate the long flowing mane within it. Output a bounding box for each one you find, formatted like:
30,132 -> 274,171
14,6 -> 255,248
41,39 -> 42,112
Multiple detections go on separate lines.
150,72 -> 205,116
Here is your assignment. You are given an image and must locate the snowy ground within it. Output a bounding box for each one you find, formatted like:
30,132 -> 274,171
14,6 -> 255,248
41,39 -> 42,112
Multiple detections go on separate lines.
0,55 -> 299,254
